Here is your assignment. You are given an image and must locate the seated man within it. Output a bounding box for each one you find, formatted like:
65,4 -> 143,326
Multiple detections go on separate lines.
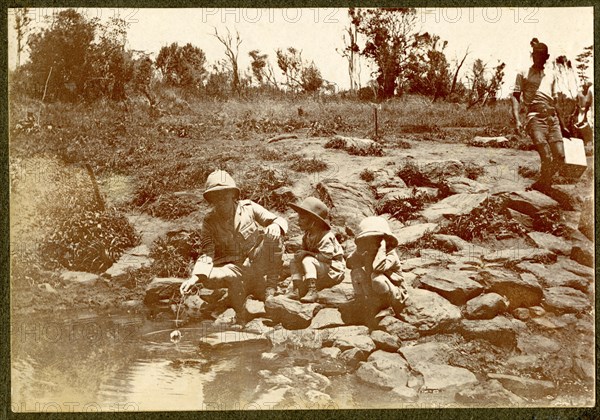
180,170 -> 287,322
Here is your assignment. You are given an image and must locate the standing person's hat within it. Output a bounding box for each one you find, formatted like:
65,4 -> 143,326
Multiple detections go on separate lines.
289,197 -> 331,229
532,42 -> 549,57
203,170 -> 241,202
355,216 -> 399,249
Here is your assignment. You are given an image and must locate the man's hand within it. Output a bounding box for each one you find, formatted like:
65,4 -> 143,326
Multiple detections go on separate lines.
180,275 -> 199,295
265,223 -> 282,240
295,249 -> 313,260
515,120 -> 524,136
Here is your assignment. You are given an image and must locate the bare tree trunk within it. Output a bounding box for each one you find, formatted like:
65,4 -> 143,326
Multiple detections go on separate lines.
450,48 -> 469,95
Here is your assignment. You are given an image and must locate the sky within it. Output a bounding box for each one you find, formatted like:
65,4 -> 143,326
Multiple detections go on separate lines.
7,7 -> 594,98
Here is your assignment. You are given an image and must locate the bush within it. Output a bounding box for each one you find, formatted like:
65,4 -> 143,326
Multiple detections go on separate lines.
532,209 -> 567,236
464,162 -> 485,180
397,161 -> 430,187
439,196 -> 527,241
40,208 -> 139,273
290,155 -> 328,173
148,194 -> 199,220
323,137 -> 346,149
375,188 -> 429,223
150,229 -> 202,278
239,167 -> 294,212
347,143 -> 384,157
360,169 -> 375,182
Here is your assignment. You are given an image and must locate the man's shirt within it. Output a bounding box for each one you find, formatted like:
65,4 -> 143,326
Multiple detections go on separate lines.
514,66 -> 557,110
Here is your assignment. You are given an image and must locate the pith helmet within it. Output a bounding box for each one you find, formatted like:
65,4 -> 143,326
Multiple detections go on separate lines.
203,170 -> 240,202
289,197 -> 331,229
355,216 -> 398,248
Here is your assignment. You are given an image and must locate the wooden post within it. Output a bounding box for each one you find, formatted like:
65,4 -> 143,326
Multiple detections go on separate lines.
85,163 -> 106,212
373,106 -> 378,139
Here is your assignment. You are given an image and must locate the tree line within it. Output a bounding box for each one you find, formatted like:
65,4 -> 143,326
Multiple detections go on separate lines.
10,8 -> 593,105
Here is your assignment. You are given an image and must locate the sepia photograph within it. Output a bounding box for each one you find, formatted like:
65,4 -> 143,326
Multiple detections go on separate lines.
8,6 -> 595,412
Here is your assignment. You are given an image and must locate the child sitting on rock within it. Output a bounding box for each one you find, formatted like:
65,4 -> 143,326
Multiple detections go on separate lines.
288,197 -> 345,303
346,216 -> 408,322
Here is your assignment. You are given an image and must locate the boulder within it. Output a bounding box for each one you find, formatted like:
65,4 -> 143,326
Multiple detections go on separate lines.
512,308 -> 530,321
421,193 -> 489,222
214,308 -> 237,326
570,245 -> 593,268
378,316 -> 420,340
244,318 -> 274,335
317,282 -> 355,306
444,176 -> 489,194
418,269 -> 484,305
340,347 -> 370,369
460,316 -> 526,346
487,373 -> 556,400
312,358 -> 349,377
319,325 -> 369,345
370,330 -> 401,352
505,355 -> 541,371
372,167 -> 407,189
60,271 -> 100,286
104,248 -> 153,278
529,306 -> 546,317
516,262 -> 589,292
309,308 -> 344,329
420,159 -> 465,183
557,257 -> 594,279
414,362 -> 478,391
398,342 -> 451,366
245,298 -> 266,317
505,190 -> 559,216
454,379 -> 525,405
330,135 -> 378,153
542,287 -> 591,314
264,295 -> 321,330
182,294 -> 206,318
527,232 -> 572,256
482,247 -> 557,264
506,208 -> 534,230
355,350 -> 411,389
578,198 -> 593,241
517,334 -> 561,355
398,288 -> 462,333
314,179 -> 375,234
390,386 -> 418,402
144,277 -> 183,305
200,330 -> 270,349
395,223 -> 439,246
471,136 -> 509,147
333,335 -> 376,353
431,234 -> 472,252
464,293 -> 508,320
477,269 -> 542,309
320,347 -> 341,359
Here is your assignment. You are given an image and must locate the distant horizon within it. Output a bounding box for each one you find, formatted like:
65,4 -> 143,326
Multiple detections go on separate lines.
7,7 -> 594,98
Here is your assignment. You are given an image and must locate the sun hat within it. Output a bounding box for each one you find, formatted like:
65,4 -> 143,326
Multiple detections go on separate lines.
203,170 -> 240,202
355,216 -> 398,249
289,197 -> 331,229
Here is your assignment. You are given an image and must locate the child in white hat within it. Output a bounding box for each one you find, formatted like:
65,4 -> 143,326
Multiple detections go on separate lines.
289,197 -> 345,303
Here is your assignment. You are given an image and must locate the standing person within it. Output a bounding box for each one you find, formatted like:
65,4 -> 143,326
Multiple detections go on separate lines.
180,170 -> 287,324
574,81 -> 594,143
346,216 -> 408,326
512,40 -> 568,191
288,197 -> 345,303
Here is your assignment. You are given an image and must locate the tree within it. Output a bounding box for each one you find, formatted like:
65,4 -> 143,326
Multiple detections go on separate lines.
212,27 -> 242,94
337,20 -> 361,92
248,49 -> 278,88
450,47 -> 470,97
404,33 -> 451,101
301,62 -> 324,93
156,42 -> 207,89
14,8 -> 32,68
276,48 -> 324,93
575,45 -> 593,85
466,59 -> 505,108
26,9 -> 97,100
349,8 -> 422,99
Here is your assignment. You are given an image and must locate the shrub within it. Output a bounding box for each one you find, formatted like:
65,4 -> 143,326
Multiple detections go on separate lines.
40,208 -> 139,273
150,229 -> 202,278
148,194 -> 199,220
375,188 -> 429,223
464,162 -> 485,180
290,155 -> 328,173
324,137 -> 346,149
532,209 -> 567,236
239,167 -> 294,212
517,165 -> 538,179
360,169 -> 375,182
347,143 -> 384,157
397,161 -> 430,187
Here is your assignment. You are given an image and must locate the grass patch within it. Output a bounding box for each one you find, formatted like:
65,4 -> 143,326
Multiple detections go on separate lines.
290,155 -> 328,173
147,194 -> 199,220
532,209 -> 568,236
375,188 -> 430,223
359,169 -> 375,182
397,161 -> 430,187
347,143 -> 384,156
150,229 -> 202,278
464,162 -> 485,180
239,166 -> 294,212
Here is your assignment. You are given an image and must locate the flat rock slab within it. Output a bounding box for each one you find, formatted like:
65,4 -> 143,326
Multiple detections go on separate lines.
372,167 -> 407,189
517,262 -> 589,292
460,316 -> 526,346
265,295 -> 321,330
401,257 -> 442,272
399,288 -> 462,333
482,247 -> 557,264
557,257 -> 594,279
200,331 -> 270,349
60,271 -> 100,286
395,223 -> 439,246
418,269 -> 484,305
477,269 -> 542,309
421,193 -> 488,222
570,246 -> 593,268
471,136 -> 509,147
506,208 -> 534,230
333,335 -> 376,353
487,373 -> 556,400
144,277 -> 184,304
464,293 -> 508,320
445,176 -> 489,194
419,160 -> 465,183
431,234 -> 472,252
105,252 -> 153,278
527,231 -> 572,256
398,341 -> 451,366
245,298 -> 266,316
320,325 -> 369,345
505,190 -> 559,216
340,347 -> 370,369
317,282 -> 355,306
455,379 -> 525,405
356,350 -> 411,390
414,362 -> 478,391
370,330 -> 401,352
543,286 -> 591,314
315,179 -> 375,234
309,308 -> 345,329
517,334 -> 561,355
378,316 -> 420,340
